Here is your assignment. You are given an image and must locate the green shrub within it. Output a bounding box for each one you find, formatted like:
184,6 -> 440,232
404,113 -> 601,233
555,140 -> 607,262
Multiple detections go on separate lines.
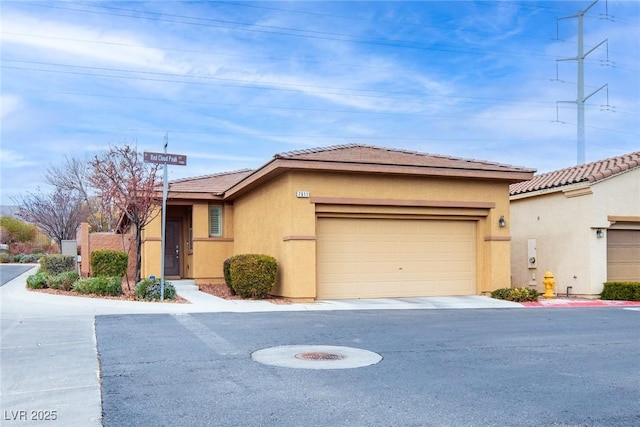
73,276 -> 122,296
223,258 -> 235,295
12,253 -> 24,263
0,252 -> 11,263
601,282 -> 640,301
134,278 -> 176,301
229,254 -> 277,299
491,287 -> 540,302
490,288 -> 512,300
40,254 -> 76,275
26,272 -> 51,289
49,271 -> 80,291
19,254 -> 40,263
90,250 -> 128,277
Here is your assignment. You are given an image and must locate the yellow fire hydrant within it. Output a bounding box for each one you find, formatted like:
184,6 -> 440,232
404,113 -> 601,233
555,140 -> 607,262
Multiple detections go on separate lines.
543,271 -> 555,299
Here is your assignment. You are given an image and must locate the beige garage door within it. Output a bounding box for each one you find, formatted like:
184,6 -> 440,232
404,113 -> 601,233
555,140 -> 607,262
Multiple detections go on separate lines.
316,218 -> 476,299
607,229 -> 640,281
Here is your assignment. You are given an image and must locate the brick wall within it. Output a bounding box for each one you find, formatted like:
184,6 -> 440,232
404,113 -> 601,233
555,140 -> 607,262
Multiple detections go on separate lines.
77,222 -> 137,282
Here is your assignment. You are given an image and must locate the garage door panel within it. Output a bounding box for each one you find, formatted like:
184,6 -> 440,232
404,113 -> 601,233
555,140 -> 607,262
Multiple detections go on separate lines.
317,218 -> 476,299
440,260 -> 474,272
607,230 -> 640,281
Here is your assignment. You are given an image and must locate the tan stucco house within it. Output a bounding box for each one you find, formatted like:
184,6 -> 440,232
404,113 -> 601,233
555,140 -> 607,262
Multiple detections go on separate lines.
141,144 -> 534,301
510,151 -> 640,297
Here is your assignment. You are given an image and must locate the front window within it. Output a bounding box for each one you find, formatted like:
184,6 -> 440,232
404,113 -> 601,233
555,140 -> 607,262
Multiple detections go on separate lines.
209,205 -> 222,237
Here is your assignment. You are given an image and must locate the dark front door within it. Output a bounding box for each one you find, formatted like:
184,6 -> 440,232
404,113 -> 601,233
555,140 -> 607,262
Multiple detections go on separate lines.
164,219 -> 181,277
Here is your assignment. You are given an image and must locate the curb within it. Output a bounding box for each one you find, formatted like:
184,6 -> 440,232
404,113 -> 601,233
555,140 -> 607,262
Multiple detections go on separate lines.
521,299 -> 640,308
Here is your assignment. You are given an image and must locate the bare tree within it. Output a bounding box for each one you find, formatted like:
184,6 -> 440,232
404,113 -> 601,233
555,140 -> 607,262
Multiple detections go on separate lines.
89,144 -> 161,283
46,156 -> 116,231
16,187 -> 89,248
46,156 -> 90,199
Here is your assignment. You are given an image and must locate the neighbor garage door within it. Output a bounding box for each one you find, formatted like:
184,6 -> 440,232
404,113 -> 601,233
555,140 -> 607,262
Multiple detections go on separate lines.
316,218 -> 476,299
607,229 -> 640,281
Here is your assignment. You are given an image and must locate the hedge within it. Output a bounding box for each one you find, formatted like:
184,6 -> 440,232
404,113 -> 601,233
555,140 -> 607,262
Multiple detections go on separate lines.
600,282 -> 640,301
90,250 -> 128,277
73,276 -> 122,296
491,287 -> 540,302
40,254 -> 76,275
228,254 -> 277,299
222,258 -> 235,295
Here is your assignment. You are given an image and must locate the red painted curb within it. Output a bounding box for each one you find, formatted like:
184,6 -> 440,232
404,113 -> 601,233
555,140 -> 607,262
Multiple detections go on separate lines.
521,300 -> 640,308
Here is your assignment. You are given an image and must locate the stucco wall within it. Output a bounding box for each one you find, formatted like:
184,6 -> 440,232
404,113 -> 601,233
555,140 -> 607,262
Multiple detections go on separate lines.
189,203 -> 234,283
142,203 -> 234,283
77,222 -> 136,283
510,168 -> 640,296
591,169 -> 640,287
592,168 -> 640,221
510,191 -> 593,295
141,207 -> 162,280
140,169 -> 518,299
232,170 -> 513,300
233,174 -> 296,295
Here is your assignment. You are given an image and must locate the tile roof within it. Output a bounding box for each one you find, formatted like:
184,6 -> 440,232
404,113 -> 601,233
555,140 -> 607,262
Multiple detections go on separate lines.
167,169 -> 254,195
510,151 -> 640,196
164,144 -> 536,200
223,143 -> 535,199
274,143 -> 533,173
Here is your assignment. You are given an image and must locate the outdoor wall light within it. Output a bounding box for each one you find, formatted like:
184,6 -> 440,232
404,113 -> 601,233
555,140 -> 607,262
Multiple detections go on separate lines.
498,216 -> 507,228
596,228 -> 604,238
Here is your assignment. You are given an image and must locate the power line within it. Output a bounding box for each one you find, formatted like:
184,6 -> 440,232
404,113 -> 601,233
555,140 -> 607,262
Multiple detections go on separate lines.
1,58 -> 571,107
8,1 -> 565,61
2,1 -> 636,144
14,82 -> 635,119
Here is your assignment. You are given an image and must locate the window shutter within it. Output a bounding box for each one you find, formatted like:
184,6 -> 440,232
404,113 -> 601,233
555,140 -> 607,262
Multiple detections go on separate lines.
209,206 -> 222,237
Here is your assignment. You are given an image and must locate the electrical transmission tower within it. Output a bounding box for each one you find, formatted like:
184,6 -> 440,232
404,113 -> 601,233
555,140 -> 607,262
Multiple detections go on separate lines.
556,0 -> 612,165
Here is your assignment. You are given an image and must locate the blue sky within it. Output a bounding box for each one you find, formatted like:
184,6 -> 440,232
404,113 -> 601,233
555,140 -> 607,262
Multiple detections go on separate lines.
1,1 -> 638,205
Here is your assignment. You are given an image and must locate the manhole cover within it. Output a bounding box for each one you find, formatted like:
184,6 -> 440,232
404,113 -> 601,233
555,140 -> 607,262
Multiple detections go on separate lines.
295,352 -> 345,361
252,345 -> 382,369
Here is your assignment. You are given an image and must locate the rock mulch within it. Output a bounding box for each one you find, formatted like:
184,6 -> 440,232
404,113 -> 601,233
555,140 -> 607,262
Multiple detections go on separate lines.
199,283 -> 293,304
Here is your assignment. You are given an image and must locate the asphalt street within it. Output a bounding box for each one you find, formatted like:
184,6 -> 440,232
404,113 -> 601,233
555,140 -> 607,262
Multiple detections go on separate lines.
0,265 -> 33,286
97,308 -> 640,427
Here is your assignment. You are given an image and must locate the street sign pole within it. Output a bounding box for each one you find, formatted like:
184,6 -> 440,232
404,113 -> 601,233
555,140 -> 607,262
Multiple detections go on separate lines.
144,139 -> 187,302
160,135 -> 169,301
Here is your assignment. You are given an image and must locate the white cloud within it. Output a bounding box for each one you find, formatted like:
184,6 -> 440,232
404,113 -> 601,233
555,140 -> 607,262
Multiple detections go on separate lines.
0,95 -> 23,119
1,13 -> 185,74
0,149 -> 38,168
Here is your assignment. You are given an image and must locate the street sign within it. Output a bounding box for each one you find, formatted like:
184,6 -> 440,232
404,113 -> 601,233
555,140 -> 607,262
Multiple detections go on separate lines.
144,141 -> 187,301
144,151 -> 187,166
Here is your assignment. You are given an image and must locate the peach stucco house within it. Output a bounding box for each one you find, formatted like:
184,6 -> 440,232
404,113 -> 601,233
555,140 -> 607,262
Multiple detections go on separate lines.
510,151 -> 640,297
140,144 -> 535,301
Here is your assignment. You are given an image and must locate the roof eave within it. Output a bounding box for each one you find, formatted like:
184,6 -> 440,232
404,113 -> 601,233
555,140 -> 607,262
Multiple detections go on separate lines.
510,181 -> 592,200
224,159 -> 535,200
152,190 -> 225,201
167,191 -> 225,201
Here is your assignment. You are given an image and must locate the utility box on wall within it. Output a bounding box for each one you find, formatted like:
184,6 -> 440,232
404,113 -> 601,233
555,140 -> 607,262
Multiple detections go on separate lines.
527,238 -> 537,269
61,240 -> 77,257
